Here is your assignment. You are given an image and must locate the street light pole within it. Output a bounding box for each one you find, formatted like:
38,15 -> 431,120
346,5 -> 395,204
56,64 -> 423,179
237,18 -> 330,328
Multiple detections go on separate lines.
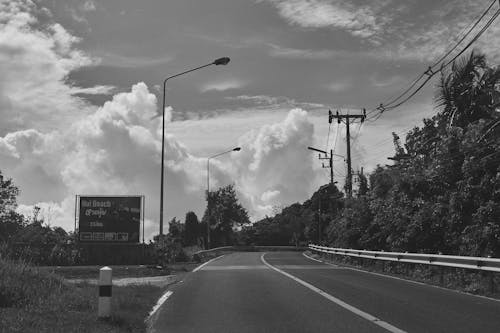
206,147 -> 241,249
159,57 -> 230,237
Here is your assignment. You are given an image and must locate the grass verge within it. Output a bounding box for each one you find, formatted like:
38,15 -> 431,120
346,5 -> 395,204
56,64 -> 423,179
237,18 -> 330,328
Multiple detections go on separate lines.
0,256 -> 165,333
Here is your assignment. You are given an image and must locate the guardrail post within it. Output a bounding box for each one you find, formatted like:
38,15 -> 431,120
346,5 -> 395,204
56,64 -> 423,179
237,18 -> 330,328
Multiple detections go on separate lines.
98,266 -> 112,318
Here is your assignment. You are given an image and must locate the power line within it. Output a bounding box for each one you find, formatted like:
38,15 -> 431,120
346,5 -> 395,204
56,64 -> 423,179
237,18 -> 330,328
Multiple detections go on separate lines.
442,8 -> 500,69
350,124 -> 418,159
430,0 -> 498,68
365,1 -> 500,120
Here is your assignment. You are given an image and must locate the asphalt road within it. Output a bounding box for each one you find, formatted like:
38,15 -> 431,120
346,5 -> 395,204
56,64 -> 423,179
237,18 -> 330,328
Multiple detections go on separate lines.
151,252 -> 500,333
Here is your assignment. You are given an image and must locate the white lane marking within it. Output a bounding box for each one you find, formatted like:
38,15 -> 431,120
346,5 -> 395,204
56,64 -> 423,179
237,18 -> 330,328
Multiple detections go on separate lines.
305,252 -> 500,304
193,255 -> 225,272
274,265 -> 339,270
261,253 -> 407,333
146,290 -> 173,320
200,265 -> 269,270
302,251 -> 324,263
303,252 -> 339,267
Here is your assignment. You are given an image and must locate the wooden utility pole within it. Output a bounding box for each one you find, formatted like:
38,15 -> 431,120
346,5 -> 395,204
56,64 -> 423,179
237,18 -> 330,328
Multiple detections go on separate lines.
319,150 -> 334,185
329,109 -> 366,198
307,146 -> 336,185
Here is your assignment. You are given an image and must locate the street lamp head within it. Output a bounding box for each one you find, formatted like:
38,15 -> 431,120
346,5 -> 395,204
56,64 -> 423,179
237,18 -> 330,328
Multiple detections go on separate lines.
233,147 -> 241,151
213,57 -> 230,65
307,146 -> 327,155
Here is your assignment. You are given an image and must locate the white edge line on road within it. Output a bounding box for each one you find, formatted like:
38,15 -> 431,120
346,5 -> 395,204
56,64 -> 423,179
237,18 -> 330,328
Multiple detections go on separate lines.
193,254 -> 225,272
146,290 -> 173,321
303,251 -> 500,304
303,251 -> 338,266
261,253 -> 407,333
302,252 -> 323,263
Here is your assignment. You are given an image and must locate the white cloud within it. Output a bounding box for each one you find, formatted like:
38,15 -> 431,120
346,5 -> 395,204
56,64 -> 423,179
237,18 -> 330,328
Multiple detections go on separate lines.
2,82 -> 208,239
267,43 -> 337,59
201,79 -> 246,92
82,0 -> 96,12
369,74 -> 404,88
233,108 -> 318,219
372,1 -> 500,62
261,189 -> 280,202
262,0 -> 388,39
71,85 -> 116,95
3,87 -> 327,236
262,0 -> 500,63
225,94 -> 324,110
327,81 -> 352,93
96,51 -> 174,68
0,0 -> 100,134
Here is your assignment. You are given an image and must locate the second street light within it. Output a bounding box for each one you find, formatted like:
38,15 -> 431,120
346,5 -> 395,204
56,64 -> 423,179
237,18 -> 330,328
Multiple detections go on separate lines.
206,147 -> 241,249
159,57 -> 230,237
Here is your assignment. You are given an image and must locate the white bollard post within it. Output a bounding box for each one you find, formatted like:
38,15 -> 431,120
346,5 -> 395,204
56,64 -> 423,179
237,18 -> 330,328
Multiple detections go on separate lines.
98,266 -> 112,318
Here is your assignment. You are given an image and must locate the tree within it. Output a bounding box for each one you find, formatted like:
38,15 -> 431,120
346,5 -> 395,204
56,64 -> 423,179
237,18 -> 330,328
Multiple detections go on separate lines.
436,51 -> 499,129
184,211 -> 200,246
0,171 -> 25,243
167,217 -> 184,243
202,184 -> 249,247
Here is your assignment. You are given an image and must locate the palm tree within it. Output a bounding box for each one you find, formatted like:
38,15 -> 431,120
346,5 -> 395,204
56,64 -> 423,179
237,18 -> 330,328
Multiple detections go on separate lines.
435,51 -> 500,129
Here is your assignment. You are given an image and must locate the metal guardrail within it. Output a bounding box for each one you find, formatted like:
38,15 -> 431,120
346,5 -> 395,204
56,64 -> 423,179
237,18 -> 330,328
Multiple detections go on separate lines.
309,244 -> 500,273
193,245 -> 307,262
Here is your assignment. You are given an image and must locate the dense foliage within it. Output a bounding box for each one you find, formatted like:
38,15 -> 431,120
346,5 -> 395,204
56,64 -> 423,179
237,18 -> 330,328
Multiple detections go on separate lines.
239,51 -> 500,257
202,184 -> 250,247
0,173 -> 77,265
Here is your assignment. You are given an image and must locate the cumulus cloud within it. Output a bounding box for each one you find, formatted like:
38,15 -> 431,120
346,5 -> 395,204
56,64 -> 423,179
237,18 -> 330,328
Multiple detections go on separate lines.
2,82 -> 208,239
0,0 -> 100,134
4,83 -> 322,237
232,108 -> 317,219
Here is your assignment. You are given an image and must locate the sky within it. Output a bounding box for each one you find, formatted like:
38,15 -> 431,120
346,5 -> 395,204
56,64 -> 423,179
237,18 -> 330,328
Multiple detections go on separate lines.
1,0 -> 499,240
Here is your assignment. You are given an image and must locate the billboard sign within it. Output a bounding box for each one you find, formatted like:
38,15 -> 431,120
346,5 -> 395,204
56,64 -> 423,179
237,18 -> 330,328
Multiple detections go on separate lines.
78,196 -> 142,243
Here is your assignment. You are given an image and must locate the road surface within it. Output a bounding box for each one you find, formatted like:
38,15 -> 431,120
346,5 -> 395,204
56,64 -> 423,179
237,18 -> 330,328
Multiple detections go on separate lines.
151,251 -> 500,332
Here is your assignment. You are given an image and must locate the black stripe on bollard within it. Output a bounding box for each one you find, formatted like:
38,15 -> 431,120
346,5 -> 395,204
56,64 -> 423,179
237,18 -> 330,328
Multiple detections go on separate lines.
99,285 -> 112,297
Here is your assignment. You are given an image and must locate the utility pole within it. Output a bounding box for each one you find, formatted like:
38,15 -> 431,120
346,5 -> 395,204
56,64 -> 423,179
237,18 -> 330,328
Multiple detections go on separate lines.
329,109 -> 366,198
307,147 -> 341,185
319,150 -> 334,185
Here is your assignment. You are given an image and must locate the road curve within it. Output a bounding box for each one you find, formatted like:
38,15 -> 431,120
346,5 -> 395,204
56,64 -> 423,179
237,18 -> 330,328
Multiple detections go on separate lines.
151,252 -> 500,333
